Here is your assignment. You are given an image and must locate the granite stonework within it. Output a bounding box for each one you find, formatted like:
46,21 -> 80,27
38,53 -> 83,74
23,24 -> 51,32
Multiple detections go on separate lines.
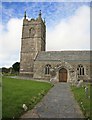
20,12 -> 91,83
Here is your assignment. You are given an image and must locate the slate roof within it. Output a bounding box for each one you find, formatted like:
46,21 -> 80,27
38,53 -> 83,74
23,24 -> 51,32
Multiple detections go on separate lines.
36,51 -> 91,61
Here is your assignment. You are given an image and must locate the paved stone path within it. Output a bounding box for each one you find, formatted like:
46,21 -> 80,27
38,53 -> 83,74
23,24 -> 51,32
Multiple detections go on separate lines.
21,83 -> 84,118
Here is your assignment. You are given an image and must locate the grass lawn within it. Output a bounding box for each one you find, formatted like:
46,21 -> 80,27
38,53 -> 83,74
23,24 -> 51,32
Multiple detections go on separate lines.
0,74 -> 2,119
71,83 -> 92,119
0,86 -> 2,119
2,76 -> 53,119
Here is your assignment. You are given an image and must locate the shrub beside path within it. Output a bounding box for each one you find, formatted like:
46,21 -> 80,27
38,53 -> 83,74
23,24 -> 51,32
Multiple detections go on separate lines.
20,83 -> 84,118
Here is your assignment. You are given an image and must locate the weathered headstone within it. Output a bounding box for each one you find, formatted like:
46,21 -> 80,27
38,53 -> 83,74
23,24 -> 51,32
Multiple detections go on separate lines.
50,76 -> 57,83
77,80 -> 83,87
22,104 -> 28,111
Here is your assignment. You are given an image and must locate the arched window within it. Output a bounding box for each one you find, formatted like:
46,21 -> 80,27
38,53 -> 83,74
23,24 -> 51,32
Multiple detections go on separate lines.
29,27 -> 35,37
77,64 -> 84,75
45,64 -> 51,74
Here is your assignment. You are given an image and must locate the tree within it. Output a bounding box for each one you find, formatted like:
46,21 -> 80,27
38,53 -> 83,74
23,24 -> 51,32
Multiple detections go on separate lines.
2,67 -> 9,73
12,62 -> 20,72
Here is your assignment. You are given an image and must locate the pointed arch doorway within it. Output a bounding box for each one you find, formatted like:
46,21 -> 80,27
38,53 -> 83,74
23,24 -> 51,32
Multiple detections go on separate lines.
59,68 -> 67,82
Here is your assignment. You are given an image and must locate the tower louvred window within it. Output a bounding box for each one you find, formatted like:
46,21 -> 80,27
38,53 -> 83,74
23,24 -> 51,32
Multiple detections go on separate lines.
29,28 -> 35,37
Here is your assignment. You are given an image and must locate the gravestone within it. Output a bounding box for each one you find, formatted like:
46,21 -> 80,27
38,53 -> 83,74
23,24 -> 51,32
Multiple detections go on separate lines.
77,80 -> 83,88
50,76 -> 58,83
22,104 -> 28,111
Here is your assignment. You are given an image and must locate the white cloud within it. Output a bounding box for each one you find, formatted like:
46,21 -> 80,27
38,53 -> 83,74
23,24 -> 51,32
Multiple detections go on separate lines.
0,18 -> 23,67
0,5 -> 90,67
46,5 -> 90,51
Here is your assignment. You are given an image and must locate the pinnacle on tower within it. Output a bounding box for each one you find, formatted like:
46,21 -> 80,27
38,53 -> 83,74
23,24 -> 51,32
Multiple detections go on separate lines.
24,11 -> 26,19
37,10 -> 42,21
39,10 -> 41,17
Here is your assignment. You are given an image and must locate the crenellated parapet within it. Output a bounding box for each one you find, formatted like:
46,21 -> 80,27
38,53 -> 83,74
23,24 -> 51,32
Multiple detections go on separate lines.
23,10 -> 45,26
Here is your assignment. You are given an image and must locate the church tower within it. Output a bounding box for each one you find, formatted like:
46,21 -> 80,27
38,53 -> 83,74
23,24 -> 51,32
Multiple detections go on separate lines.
20,11 -> 46,76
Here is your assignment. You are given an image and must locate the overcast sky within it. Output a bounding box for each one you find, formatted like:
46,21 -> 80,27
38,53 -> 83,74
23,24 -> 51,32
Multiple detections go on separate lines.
1,1 -> 90,68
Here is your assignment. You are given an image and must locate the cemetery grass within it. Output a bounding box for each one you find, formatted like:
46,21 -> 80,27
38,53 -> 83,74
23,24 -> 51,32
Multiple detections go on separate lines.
2,76 -> 53,118
71,84 -> 91,119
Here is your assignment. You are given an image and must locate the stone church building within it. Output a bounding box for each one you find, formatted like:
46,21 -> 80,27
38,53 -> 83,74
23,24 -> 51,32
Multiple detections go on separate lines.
20,11 -> 91,83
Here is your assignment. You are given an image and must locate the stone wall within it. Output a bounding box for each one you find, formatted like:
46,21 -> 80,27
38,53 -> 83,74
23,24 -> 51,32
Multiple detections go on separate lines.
33,51 -> 91,82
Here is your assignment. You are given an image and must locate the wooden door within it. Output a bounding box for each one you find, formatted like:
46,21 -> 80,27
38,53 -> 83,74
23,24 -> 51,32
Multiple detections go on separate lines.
59,68 -> 67,82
